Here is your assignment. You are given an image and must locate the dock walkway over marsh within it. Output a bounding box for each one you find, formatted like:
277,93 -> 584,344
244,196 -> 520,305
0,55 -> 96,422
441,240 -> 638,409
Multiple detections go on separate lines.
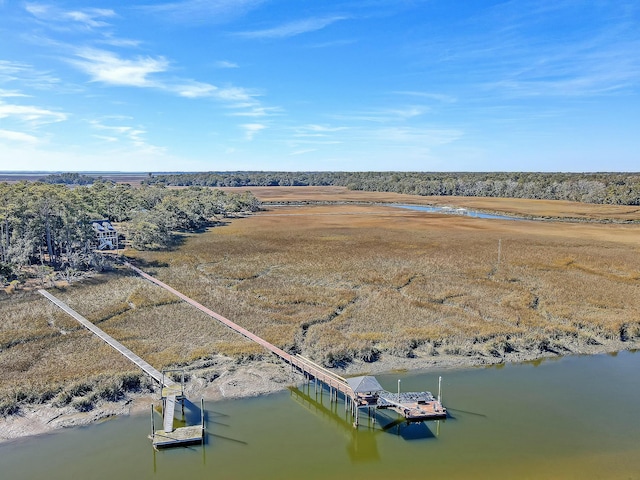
124,262 -> 446,425
38,289 -> 203,447
124,262 -> 358,404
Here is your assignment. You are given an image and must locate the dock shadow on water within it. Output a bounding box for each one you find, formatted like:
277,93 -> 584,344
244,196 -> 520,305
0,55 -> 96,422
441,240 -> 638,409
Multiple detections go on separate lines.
2,351 -> 640,480
288,381 -> 443,464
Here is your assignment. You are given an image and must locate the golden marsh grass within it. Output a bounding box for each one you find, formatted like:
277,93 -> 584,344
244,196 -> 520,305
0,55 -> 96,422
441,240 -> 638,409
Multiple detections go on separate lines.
2,190 -> 639,414
128,198 -> 640,366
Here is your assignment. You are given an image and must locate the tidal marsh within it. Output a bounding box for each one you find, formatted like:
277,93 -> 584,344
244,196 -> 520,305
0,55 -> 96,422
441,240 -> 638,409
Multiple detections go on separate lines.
2,189 -> 639,421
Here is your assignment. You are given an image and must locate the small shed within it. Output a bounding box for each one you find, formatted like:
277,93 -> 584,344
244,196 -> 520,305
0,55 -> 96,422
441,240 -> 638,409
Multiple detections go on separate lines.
91,219 -> 118,250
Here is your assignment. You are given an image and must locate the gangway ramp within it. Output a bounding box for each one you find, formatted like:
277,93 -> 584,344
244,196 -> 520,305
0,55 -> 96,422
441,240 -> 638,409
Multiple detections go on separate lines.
163,394 -> 176,432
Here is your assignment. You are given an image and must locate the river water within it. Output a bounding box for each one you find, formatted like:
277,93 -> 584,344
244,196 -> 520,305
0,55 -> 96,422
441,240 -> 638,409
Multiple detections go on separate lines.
393,204 -> 522,220
1,351 -> 639,480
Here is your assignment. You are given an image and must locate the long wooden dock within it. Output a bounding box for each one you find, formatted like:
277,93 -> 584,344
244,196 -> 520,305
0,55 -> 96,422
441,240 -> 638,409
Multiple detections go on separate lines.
124,262 -> 446,425
38,289 -> 204,447
124,262 -> 358,400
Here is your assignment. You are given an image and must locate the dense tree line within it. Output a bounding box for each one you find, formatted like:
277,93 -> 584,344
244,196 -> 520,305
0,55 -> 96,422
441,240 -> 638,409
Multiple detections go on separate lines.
144,172 -> 640,205
0,181 -> 260,284
39,172 -> 99,185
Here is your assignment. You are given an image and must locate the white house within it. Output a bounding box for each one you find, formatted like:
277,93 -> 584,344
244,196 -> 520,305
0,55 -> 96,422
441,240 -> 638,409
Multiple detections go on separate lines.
91,220 -> 118,250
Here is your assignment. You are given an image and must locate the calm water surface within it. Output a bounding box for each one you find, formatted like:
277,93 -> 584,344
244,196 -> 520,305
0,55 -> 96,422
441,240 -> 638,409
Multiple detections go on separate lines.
1,351 -> 639,479
394,204 -> 522,220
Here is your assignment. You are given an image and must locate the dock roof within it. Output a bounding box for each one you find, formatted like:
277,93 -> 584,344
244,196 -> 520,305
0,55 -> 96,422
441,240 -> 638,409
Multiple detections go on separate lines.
346,375 -> 384,393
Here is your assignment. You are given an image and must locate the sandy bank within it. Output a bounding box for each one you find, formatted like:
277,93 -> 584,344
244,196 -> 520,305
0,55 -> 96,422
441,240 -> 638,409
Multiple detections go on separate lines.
2,338 -> 636,445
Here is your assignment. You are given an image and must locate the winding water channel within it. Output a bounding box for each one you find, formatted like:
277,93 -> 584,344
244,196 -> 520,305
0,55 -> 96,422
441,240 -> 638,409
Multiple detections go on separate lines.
1,350 -> 639,479
393,204 -> 523,220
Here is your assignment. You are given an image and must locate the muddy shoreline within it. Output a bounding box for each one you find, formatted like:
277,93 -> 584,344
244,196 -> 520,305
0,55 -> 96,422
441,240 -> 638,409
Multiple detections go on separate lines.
2,339 -> 636,445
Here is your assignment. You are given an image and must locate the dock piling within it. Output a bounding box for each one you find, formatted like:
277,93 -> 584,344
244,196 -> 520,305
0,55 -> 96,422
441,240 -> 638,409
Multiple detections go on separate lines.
151,404 -> 155,439
201,398 -> 205,442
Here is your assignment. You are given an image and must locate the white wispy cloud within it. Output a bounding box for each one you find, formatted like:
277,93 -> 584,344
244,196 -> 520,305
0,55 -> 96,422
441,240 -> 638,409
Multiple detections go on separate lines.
138,0 -> 266,25
67,47 -> 270,115
0,129 -> 39,143
307,38 -> 357,49
0,60 -> 60,90
393,91 -> 457,103
384,106 -> 427,119
216,60 -> 239,69
99,35 -> 143,48
305,124 -> 349,132
236,16 -> 347,39
92,134 -> 119,143
0,89 -> 29,98
172,82 -> 263,105
173,81 -> 218,98
332,106 -> 428,123
287,123 -> 462,155
90,119 -> 143,140
228,106 -> 281,117
485,35 -> 640,97
371,126 -> 462,145
241,123 -> 266,140
0,101 -> 67,125
0,60 -> 29,79
289,148 -> 316,156
71,48 -> 168,87
25,3 -> 116,29
89,118 -> 164,153
418,1 -> 640,99
215,86 -> 257,102
293,124 -> 349,138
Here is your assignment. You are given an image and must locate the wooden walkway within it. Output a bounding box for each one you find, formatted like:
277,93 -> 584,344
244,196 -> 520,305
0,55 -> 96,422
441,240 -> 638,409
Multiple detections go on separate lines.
124,262 -> 357,403
38,289 -> 204,444
38,289 -> 176,390
124,262 -> 447,425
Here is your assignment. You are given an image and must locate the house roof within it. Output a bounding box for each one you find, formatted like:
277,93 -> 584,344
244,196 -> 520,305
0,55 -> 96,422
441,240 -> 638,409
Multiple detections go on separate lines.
91,219 -> 116,233
346,375 -> 384,393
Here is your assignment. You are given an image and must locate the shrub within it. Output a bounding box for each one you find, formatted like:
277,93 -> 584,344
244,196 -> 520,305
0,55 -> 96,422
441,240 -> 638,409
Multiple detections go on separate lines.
321,349 -> 353,368
0,397 -> 19,416
96,381 -> 123,402
67,381 -> 93,397
119,373 -> 142,392
72,395 -> 95,412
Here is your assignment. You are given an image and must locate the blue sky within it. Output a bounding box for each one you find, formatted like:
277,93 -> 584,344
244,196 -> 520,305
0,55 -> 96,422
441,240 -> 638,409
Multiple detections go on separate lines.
0,0 -> 638,172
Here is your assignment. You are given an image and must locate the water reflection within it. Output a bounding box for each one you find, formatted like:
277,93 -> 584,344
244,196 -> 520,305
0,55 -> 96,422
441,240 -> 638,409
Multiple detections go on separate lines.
393,204 -> 522,221
3,351 -> 639,480
288,382 -> 442,463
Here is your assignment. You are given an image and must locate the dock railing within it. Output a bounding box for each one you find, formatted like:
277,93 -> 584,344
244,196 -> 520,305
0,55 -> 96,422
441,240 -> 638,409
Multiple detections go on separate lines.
124,262 -> 357,401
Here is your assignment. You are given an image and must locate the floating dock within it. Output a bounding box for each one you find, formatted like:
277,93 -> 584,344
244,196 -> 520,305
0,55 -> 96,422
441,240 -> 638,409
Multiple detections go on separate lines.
151,397 -> 205,449
376,391 -> 447,421
345,374 -> 446,423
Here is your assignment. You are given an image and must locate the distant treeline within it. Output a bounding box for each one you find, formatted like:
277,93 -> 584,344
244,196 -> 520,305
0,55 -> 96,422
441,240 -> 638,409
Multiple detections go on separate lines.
39,172 -> 99,185
0,181 -> 260,283
144,172 -> 640,205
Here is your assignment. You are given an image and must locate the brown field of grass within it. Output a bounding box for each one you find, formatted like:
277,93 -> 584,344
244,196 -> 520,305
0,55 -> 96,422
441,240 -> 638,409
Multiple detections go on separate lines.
0,271 -> 258,415
222,186 -> 640,222
2,189 -> 640,417
127,201 -> 640,366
